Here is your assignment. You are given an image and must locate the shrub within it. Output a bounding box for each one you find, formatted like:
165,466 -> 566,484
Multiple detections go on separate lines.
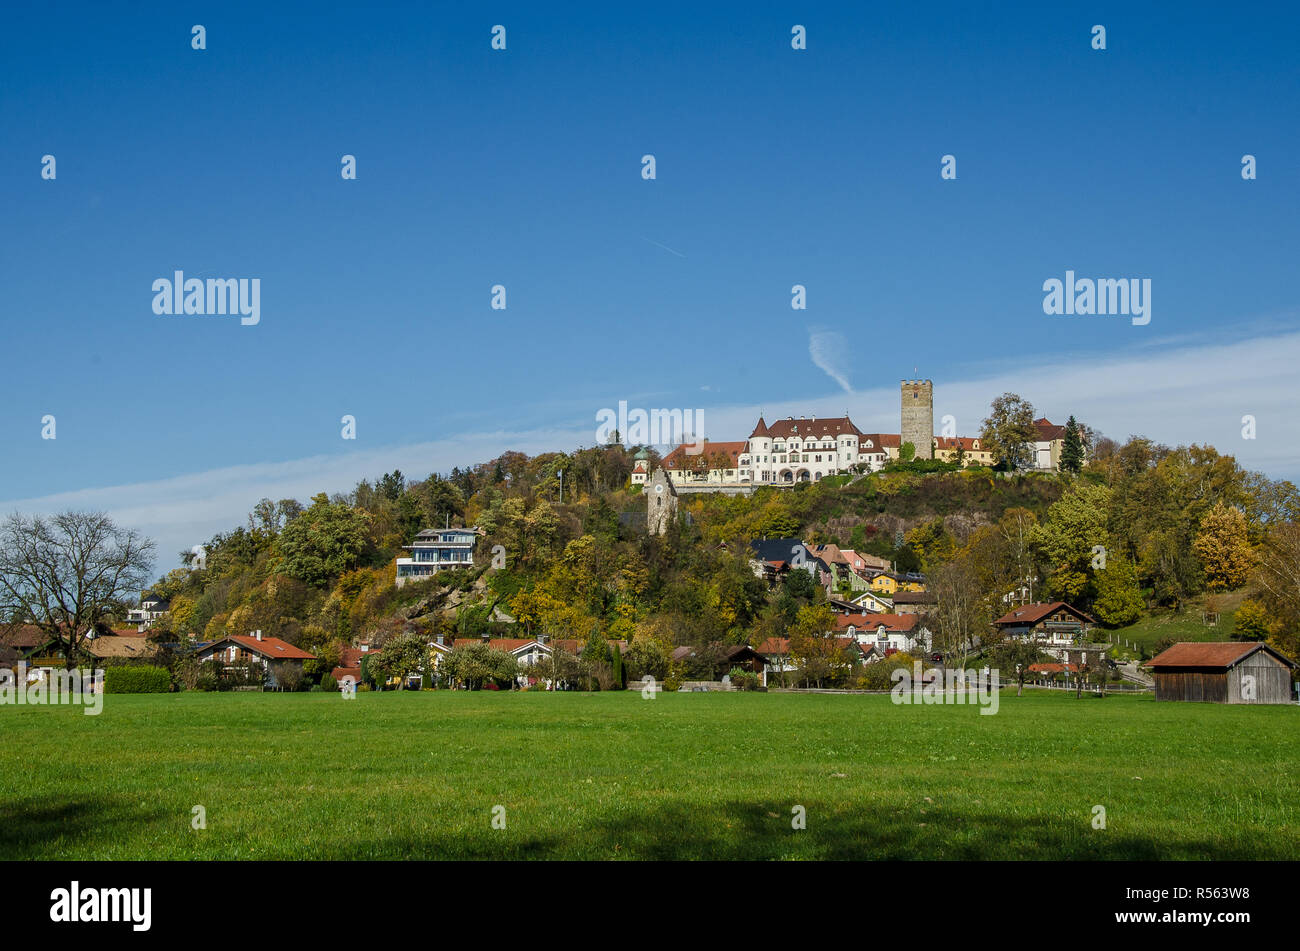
320,673 -> 338,692
271,662 -> 305,692
728,667 -> 761,691
104,665 -> 172,694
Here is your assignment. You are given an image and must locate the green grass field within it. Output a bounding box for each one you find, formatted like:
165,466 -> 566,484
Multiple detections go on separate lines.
3,690 -> 1297,860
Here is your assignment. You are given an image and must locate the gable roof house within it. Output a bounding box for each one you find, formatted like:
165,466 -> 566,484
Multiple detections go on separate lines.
993,602 -> 1095,645
835,613 -> 929,654
748,538 -> 826,587
660,440 -> 750,486
194,631 -> 316,689
1145,642 -> 1296,704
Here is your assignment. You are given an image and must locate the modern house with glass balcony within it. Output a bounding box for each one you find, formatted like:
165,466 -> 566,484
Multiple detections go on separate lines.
395,527 -> 478,587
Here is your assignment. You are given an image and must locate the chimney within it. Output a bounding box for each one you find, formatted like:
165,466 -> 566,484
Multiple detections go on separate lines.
255,629 -> 263,641
436,633 -> 445,646
480,632 -> 490,643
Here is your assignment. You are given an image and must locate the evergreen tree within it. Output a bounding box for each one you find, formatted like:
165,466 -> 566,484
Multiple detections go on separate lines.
1061,416 -> 1085,474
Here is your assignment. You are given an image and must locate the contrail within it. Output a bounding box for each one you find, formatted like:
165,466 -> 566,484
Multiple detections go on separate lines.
641,236 -> 686,258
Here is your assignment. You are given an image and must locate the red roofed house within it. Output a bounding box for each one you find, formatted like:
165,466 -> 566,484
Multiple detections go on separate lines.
660,440 -> 749,486
994,602 -> 1094,646
195,631 -> 316,689
1145,642 -> 1296,704
1031,418 -> 1073,472
835,613 -> 930,654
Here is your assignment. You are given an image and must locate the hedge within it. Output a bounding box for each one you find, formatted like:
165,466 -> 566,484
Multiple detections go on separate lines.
104,665 -> 172,694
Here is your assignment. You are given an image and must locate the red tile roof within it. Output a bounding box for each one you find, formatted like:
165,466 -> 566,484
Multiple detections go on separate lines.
759,416 -> 863,440
993,602 -> 1095,626
339,647 -> 369,668
834,613 -> 920,632
1034,418 -> 1066,441
331,666 -> 361,682
661,440 -> 748,469
857,433 -> 900,451
1028,662 -> 1077,674
0,625 -> 52,649
210,635 -> 316,660
1146,642 -> 1296,669
933,436 -> 985,452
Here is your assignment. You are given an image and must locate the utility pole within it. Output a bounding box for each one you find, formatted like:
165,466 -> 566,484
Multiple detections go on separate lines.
558,469 -> 563,504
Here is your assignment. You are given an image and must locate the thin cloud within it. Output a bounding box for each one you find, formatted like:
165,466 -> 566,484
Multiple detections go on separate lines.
640,236 -> 686,258
808,330 -> 853,394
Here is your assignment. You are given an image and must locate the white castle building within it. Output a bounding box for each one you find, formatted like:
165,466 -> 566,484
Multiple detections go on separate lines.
654,381 -> 1071,489
661,414 -> 898,486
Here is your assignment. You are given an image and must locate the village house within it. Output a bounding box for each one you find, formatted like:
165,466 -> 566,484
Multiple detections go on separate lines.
933,436 -> 996,467
660,440 -> 748,486
849,589 -> 896,613
395,527 -> 479,587
748,537 -> 825,587
867,570 -> 927,597
671,643 -> 770,684
811,544 -> 891,596
834,613 -> 930,654
1145,642 -> 1296,704
1030,418 -> 1072,472
193,631 -> 316,689
890,590 -> 937,615
993,601 -> 1094,645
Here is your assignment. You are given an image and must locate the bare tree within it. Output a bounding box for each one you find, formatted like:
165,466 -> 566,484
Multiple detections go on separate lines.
0,512 -> 155,669
930,553 -> 985,669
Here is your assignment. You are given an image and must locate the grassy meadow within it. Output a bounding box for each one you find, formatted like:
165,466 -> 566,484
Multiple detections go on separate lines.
2,689 -> 1297,860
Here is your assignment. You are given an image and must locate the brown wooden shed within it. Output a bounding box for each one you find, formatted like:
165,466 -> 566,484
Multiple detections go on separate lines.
1145,642 -> 1296,704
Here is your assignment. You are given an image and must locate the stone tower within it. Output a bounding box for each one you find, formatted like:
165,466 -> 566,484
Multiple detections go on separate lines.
900,380 -> 934,459
646,467 -> 678,535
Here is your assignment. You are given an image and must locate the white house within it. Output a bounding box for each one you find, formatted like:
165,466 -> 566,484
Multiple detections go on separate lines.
395,527 -> 479,587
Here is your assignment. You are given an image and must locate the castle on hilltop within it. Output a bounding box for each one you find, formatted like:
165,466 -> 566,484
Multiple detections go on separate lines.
654,381 -> 1068,488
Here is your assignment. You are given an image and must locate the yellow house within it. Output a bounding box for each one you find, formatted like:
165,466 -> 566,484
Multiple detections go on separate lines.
869,571 -> 927,595
933,437 -> 996,467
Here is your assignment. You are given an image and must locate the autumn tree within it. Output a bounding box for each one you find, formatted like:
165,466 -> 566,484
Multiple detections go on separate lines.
788,603 -> 841,687
1252,522 -> 1300,660
1029,483 -> 1112,602
1192,502 -> 1254,590
980,393 -> 1038,470
275,493 -> 369,586
1090,556 -> 1144,627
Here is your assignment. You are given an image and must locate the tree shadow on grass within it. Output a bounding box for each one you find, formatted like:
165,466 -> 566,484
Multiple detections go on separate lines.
317,798 -> 1280,861
0,795 -> 172,859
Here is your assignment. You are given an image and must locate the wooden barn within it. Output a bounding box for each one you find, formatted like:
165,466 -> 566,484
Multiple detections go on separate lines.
1145,642 -> 1296,704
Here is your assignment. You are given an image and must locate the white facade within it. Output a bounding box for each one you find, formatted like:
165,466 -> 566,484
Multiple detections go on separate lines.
396,528 -> 477,587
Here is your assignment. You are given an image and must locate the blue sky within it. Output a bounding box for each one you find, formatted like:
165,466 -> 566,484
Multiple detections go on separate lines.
1,1 -> 1298,569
